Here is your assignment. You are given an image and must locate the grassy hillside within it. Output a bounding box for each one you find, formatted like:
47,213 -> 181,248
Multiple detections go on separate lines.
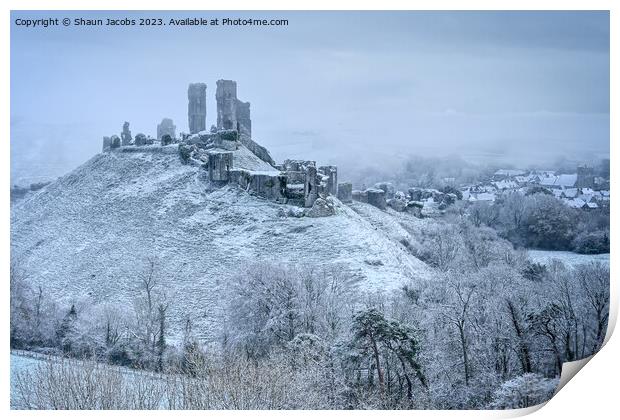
11,147 -> 432,340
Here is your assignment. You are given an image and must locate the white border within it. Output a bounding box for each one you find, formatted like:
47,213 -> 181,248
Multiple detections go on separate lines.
2,1 -> 616,419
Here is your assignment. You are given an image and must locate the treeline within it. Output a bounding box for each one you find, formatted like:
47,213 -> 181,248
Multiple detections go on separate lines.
400,218 -> 608,402
466,191 -> 610,254
11,237 -> 609,409
10,258 -> 171,371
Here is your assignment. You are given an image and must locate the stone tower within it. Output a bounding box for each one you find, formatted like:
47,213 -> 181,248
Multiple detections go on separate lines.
188,83 -> 207,134
121,122 -> 132,146
304,165 -> 318,208
216,80 -> 238,131
577,165 -> 595,188
157,118 -> 176,140
236,100 -> 252,138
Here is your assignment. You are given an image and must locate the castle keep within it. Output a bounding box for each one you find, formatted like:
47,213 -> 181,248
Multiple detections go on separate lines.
188,83 -> 207,134
101,80 -> 351,216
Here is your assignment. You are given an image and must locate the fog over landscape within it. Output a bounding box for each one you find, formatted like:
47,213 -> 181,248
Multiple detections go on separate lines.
10,10 -> 610,411
11,11 -> 609,185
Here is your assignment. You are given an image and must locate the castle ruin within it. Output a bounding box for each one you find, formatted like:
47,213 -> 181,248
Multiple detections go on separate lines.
101,80 -> 354,216
188,83 -> 207,134
121,122 -> 132,146
215,80 -> 237,131
215,80 -> 252,139
157,118 -> 176,140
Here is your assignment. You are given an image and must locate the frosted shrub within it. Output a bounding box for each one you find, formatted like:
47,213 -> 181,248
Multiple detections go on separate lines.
13,358 -> 166,409
489,373 -> 558,409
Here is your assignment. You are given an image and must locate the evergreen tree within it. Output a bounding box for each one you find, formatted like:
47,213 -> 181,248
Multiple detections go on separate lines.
57,304 -> 78,354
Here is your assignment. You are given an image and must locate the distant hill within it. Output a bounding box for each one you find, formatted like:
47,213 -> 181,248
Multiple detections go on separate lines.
10,145 -> 432,340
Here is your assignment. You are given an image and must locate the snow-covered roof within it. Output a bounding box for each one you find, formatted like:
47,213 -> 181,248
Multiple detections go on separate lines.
540,176 -> 557,186
539,174 -> 578,188
565,198 -> 586,208
494,169 -> 526,177
562,188 -> 579,198
556,174 -> 578,187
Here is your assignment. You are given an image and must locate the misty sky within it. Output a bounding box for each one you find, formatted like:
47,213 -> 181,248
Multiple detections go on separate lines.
10,11 -> 609,184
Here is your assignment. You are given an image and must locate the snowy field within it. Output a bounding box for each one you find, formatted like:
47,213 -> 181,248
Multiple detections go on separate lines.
527,250 -> 610,267
10,351 -> 170,409
10,353 -> 41,409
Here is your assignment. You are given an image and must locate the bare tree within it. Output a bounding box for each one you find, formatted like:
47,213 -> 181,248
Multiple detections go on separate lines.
130,257 -> 169,369
450,279 -> 476,386
576,263 -> 609,353
505,299 -> 532,374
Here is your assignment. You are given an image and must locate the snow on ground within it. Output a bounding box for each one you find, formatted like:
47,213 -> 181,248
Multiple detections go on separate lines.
10,351 -> 170,409
527,250 -> 610,267
230,144 -> 280,173
10,353 -> 41,408
11,149 -> 433,342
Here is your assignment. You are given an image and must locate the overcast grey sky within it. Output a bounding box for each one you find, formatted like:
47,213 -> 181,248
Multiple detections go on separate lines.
10,11 -> 609,184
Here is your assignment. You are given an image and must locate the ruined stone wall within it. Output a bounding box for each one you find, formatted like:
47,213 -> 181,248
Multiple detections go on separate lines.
188,83 -> 207,134
352,190 -> 368,203
229,169 -> 286,201
284,184 -> 305,206
366,189 -> 386,210
102,136 -> 111,152
186,129 -> 239,151
283,159 -> 316,172
215,80 -> 276,166
282,160 -> 315,185
318,166 -> 338,196
304,165 -> 319,208
374,182 -> 395,199
99,79 -> 352,215
235,100 -> 252,138
249,174 -> 287,201
134,133 -> 147,146
110,135 -> 121,149
337,182 -> 352,203
277,160 -> 343,208
157,118 -> 176,140
208,151 -> 233,182
121,122 -> 132,146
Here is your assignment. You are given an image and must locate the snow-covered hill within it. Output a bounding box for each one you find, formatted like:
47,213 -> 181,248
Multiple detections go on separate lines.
10,146 -> 432,340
